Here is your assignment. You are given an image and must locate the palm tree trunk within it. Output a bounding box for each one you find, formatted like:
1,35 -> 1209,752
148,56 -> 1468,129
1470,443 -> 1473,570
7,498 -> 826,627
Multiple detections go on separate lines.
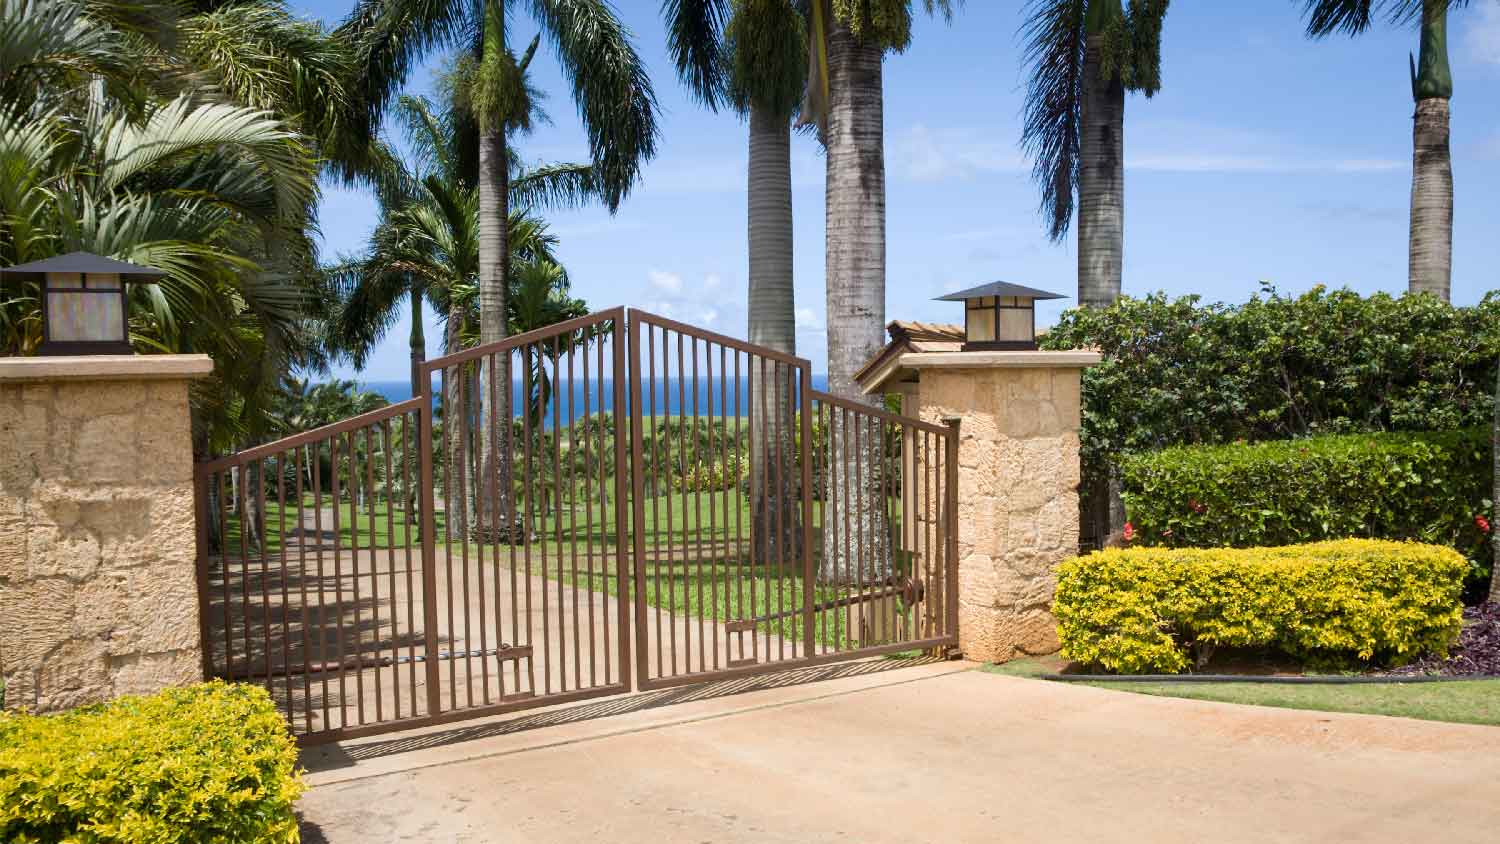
1077,40 -> 1124,309
407,282 -> 423,528
1408,97 -> 1452,301
746,102 -> 801,567
820,20 -> 888,585
408,280 -> 425,398
444,314 -> 467,541
1077,29 -> 1127,546
1409,0 -> 1453,302
476,5 -> 512,543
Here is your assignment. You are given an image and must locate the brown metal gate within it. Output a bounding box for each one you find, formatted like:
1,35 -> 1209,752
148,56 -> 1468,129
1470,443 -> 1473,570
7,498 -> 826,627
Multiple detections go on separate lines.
195,308 -> 957,744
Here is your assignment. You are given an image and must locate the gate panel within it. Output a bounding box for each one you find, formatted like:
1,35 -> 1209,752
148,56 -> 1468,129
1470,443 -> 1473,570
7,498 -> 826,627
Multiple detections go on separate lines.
419,308 -> 631,722
626,312 -> 958,690
196,398 -> 434,738
807,391 -> 959,654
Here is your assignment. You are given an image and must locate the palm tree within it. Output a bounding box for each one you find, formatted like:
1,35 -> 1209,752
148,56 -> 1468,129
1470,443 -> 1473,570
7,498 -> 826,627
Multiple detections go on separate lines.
1020,0 -> 1168,309
802,0 -> 955,583
1299,0 -> 1469,302
1019,0 -> 1166,549
664,0 -> 807,563
327,93 -> 597,394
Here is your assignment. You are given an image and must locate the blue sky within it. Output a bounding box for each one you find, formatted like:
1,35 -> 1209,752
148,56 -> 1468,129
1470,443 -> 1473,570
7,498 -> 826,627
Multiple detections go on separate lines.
301,0 -> 1500,380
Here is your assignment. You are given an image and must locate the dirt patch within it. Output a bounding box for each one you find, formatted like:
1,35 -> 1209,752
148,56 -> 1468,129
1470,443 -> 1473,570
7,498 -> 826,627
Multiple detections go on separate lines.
1387,602 -> 1500,677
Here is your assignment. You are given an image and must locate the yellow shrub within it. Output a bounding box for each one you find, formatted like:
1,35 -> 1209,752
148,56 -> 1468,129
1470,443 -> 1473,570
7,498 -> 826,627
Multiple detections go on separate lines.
0,681 -> 304,843
1053,539 -> 1467,674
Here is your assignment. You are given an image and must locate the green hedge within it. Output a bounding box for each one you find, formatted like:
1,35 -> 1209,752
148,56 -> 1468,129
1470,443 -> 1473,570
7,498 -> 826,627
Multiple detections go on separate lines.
1120,428 -> 1491,582
0,682 -> 303,843
1053,539 -> 1468,674
1039,287 -> 1500,466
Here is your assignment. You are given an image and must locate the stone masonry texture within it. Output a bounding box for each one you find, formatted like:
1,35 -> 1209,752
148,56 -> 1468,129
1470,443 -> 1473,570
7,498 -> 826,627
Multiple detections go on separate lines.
916,366 -> 1083,662
0,378 -> 203,711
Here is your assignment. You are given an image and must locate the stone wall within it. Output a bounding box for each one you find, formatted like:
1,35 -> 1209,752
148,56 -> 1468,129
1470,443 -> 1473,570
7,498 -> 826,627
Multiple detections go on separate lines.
0,357 -> 210,712
915,365 -> 1084,662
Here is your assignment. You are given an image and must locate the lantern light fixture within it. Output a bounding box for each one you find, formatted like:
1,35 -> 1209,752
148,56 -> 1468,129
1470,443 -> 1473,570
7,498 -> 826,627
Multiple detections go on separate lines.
935,281 -> 1066,351
0,251 -> 164,355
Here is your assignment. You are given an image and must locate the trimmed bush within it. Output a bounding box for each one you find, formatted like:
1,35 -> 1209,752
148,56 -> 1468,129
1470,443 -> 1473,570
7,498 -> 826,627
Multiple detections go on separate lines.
0,681 -> 303,843
1120,428 -> 1491,583
1053,539 -> 1468,674
1039,287 -> 1500,553
1040,287 -> 1500,467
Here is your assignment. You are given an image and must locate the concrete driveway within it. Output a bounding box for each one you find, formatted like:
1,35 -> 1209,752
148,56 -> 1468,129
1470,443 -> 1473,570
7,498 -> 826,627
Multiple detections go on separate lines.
298,659 -> 1500,843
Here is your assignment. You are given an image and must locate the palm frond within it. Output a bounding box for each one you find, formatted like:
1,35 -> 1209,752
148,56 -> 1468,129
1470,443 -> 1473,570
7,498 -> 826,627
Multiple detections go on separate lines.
1301,0 -> 1467,37
509,161 -> 600,211
662,0 -> 730,111
338,0 -> 472,125
327,254 -> 412,368
1301,0 -> 1377,36
95,95 -> 316,223
0,0 -> 129,103
525,0 -> 661,211
1019,0 -> 1085,242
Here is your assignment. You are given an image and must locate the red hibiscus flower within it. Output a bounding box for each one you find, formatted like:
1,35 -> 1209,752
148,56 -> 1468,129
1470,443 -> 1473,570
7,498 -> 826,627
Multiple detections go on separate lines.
1476,514 -> 1491,534
1122,522 -> 1135,543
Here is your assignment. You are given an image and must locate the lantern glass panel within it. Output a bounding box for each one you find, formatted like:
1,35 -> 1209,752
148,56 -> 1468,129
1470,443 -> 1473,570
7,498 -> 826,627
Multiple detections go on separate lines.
998,297 -> 1033,343
966,299 -> 995,342
45,272 -> 123,343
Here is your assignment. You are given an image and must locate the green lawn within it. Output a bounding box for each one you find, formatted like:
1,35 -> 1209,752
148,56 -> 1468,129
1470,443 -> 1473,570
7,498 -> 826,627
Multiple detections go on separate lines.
223,488 -> 841,557
985,658 -> 1500,727
222,494 -> 448,556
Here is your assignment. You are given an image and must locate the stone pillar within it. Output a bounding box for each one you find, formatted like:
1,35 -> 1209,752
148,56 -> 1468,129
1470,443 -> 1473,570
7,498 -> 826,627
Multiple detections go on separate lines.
908,351 -> 1099,662
0,355 -> 214,711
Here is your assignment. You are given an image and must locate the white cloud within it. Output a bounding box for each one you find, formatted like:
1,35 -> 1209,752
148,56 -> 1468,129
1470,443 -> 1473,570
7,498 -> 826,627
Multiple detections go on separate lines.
643,271 -> 737,329
892,121 -> 1400,181
892,124 -> 1025,183
648,269 -> 683,293
1126,153 -> 1402,173
794,307 -> 823,330
1464,0 -> 1500,65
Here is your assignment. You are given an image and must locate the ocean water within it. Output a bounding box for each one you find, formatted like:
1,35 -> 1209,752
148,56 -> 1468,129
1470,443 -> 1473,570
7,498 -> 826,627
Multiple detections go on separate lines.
359,375 -> 831,419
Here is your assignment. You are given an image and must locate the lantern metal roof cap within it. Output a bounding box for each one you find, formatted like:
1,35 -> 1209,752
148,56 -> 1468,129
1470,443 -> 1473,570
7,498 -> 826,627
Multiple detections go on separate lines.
934,281 -> 1066,302
0,251 -> 167,283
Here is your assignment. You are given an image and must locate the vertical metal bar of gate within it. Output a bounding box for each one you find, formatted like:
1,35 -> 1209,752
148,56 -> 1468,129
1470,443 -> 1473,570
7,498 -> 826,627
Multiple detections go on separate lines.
611,313 -> 634,693
799,367 -> 816,656
627,314 -> 650,689
417,360 -> 443,719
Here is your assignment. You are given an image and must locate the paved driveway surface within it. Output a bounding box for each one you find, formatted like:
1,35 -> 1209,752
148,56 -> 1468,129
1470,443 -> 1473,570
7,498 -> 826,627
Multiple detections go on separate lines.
299,660 -> 1500,843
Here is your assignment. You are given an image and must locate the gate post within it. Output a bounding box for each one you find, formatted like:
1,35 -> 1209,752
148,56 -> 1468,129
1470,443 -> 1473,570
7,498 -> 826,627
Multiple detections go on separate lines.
0,355 -> 213,712
867,351 -> 1100,663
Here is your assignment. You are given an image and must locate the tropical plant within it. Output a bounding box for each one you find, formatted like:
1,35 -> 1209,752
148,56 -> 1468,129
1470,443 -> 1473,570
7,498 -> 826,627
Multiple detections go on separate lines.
1298,0 -> 1471,302
0,0 -> 374,453
802,0 -> 956,582
1020,0 -> 1168,308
